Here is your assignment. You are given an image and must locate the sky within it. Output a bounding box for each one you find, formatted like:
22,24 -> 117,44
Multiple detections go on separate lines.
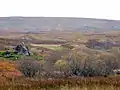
0,0 -> 120,20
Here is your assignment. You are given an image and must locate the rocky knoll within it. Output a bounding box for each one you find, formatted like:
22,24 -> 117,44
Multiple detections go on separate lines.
14,42 -> 31,56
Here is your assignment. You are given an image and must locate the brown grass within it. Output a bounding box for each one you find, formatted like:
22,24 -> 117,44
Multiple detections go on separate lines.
0,76 -> 120,89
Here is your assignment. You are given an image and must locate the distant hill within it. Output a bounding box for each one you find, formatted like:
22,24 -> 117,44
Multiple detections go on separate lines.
0,17 -> 120,32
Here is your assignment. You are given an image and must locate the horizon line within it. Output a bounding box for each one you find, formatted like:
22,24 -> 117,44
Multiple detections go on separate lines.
0,16 -> 119,21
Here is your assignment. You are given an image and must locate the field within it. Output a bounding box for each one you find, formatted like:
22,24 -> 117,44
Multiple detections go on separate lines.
1,30 -> 120,90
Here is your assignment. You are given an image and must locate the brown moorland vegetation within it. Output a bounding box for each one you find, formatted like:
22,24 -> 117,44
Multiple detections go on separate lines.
1,31 -> 120,89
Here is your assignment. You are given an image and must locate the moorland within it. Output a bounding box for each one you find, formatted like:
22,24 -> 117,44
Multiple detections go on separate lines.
0,17 -> 120,90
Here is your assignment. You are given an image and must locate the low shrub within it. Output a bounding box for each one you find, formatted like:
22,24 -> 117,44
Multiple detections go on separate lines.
64,50 -> 118,77
54,60 -> 70,76
18,59 -> 40,78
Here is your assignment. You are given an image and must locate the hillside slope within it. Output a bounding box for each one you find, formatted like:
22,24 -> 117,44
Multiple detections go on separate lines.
0,17 -> 120,32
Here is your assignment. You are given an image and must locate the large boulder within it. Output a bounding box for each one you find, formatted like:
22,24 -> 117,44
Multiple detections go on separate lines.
14,42 -> 31,56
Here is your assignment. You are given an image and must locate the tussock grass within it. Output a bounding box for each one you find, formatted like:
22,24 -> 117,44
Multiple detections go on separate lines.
0,76 -> 120,89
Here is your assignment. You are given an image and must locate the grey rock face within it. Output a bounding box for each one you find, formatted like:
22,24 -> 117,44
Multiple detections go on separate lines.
14,42 -> 31,56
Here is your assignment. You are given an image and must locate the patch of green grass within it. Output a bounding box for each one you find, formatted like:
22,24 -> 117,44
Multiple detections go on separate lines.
43,45 -> 63,50
31,52 -> 44,60
0,51 -> 23,61
31,44 -> 64,51
0,51 -> 44,61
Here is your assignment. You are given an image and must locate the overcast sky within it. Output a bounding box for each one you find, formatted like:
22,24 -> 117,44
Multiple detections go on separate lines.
0,0 -> 119,20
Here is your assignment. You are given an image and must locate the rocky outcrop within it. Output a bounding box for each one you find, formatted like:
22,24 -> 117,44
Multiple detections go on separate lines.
14,42 -> 31,56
